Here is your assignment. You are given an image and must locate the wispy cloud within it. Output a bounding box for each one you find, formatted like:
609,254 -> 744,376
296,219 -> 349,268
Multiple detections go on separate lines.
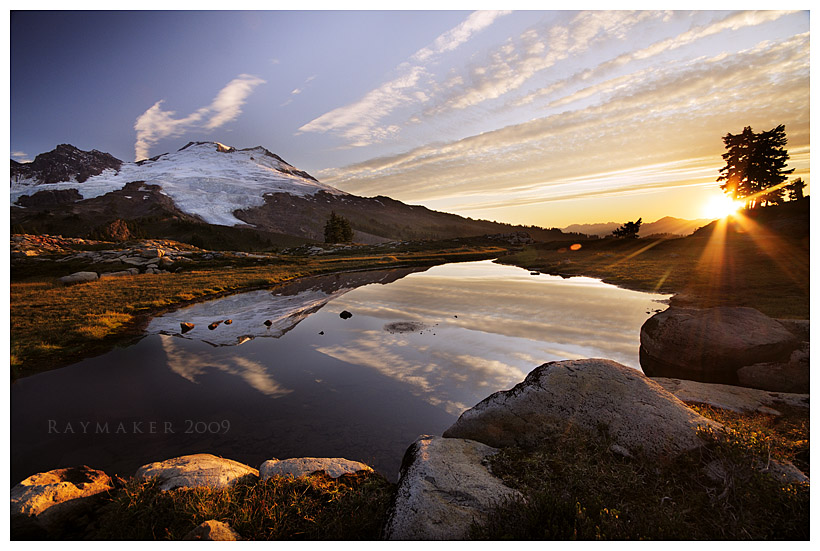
11,151 -> 31,163
280,75 -> 317,107
133,74 -> 265,160
297,10 -> 511,147
412,10 -> 512,62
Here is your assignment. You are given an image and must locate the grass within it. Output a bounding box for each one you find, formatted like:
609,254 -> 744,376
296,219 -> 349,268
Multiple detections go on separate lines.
10,241 -> 508,379
471,404 -> 809,540
499,209 -> 809,319
92,471 -> 395,540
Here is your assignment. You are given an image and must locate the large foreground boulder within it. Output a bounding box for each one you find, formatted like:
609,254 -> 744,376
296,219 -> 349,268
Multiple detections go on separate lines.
443,359 -> 719,458
259,457 -> 373,480
11,466 -> 113,537
384,435 -> 522,540
135,454 -> 258,490
640,306 -> 801,386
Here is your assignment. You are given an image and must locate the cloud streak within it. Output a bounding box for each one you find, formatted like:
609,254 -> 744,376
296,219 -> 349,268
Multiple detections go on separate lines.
134,74 -> 265,160
297,10 -> 511,147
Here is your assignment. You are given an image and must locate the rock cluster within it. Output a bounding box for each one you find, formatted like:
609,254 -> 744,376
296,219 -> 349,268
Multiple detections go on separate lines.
385,359 -> 730,540
640,306 -> 809,392
486,231 -> 534,244
11,452 -> 375,539
9,358 -> 811,540
11,234 -> 111,257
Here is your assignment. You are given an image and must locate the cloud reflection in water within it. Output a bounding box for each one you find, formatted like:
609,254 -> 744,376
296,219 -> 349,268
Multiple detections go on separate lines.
160,334 -> 293,398
315,260 -> 669,415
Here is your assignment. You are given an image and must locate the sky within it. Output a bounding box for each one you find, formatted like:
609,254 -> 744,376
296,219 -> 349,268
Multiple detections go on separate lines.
8,6 -> 811,227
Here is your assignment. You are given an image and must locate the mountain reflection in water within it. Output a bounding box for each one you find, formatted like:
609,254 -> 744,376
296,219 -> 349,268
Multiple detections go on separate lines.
11,260 -> 669,484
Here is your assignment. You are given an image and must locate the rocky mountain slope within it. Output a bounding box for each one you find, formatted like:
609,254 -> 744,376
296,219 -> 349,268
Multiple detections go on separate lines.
11,142 -> 567,248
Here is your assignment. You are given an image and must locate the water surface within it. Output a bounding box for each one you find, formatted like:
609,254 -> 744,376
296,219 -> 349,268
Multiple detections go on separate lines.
11,260 -> 669,483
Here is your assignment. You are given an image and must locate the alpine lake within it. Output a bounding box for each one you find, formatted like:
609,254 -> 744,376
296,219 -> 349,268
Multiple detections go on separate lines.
11,260 -> 670,483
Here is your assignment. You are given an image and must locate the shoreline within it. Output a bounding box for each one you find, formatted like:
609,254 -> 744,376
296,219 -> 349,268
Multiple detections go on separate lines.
10,245 -> 507,379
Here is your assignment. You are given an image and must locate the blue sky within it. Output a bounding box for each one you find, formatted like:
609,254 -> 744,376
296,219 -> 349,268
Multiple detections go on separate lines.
9,8 -> 811,226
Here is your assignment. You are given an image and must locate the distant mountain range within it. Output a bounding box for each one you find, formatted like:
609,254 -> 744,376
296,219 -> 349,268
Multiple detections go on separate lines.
10,141 -> 568,249
562,216 -> 714,238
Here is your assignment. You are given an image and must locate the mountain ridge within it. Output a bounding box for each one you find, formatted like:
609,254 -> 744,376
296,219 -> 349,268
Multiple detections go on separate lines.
562,215 -> 714,238
10,141 -> 569,248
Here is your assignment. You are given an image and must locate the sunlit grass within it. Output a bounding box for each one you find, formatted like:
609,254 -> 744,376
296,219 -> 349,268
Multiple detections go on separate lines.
76,312 -> 134,340
94,471 -> 395,540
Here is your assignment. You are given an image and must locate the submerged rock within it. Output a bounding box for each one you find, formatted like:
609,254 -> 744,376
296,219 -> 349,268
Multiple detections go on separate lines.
135,454 -> 258,491
385,435 -> 522,540
443,358 -> 719,458
259,457 -> 373,480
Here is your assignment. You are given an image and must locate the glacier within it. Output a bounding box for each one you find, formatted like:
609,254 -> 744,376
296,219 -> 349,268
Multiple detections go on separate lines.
10,141 -> 347,227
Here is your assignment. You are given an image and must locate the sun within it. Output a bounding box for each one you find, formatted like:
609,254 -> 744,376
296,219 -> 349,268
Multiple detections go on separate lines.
702,196 -> 743,219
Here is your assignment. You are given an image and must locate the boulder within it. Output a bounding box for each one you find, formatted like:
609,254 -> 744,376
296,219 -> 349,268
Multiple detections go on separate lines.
11,466 -> 113,535
99,270 -> 136,279
183,520 -> 242,541
776,318 -> 810,341
443,359 -> 719,458
135,454 -> 258,491
736,343 -> 810,394
640,307 -> 799,385
384,435 -> 522,540
259,457 -> 373,480
652,377 -> 809,415
59,271 -> 98,285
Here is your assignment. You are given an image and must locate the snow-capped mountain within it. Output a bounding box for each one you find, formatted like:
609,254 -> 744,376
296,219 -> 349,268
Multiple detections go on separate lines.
11,141 -> 568,247
11,141 -> 345,227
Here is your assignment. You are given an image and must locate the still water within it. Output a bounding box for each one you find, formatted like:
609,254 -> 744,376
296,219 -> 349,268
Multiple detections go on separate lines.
11,260 -> 669,483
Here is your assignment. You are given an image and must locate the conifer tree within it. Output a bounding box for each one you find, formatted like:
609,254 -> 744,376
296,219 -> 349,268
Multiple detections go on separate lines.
718,124 -> 794,208
612,218 -> 642,239
324,211 -> 354,243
